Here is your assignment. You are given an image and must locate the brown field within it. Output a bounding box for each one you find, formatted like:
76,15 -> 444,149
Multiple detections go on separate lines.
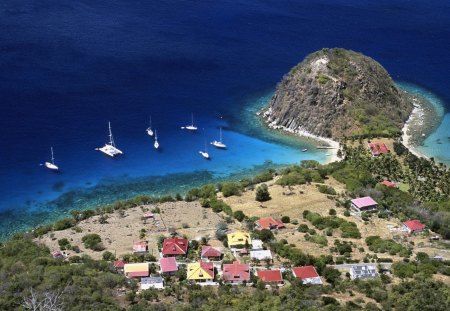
35,201 -> 226,260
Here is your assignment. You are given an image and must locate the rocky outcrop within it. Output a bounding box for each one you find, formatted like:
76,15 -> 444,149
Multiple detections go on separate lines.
264,48 -> 413,138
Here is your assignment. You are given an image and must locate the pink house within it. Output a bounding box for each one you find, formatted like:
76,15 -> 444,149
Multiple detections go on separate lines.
159,257 -> 178,275
133,241 -> 148,253
351,196 -> 378,213
222,261 -> 250,284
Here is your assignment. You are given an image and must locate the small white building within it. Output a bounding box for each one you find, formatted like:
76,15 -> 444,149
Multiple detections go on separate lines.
349,265 -> 378,280
250,249 -> 272,261
251,239 -> 264,250
140,276 -> 164,290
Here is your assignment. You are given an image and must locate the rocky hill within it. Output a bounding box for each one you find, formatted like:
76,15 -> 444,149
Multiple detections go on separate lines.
264,48 -> 413,139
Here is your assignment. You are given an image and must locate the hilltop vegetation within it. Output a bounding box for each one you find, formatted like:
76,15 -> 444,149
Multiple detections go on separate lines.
264,48 -> 413,138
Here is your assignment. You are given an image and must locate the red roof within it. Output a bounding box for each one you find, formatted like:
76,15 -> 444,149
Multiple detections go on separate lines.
162,238 -> 188,256
381,180 -> 398,188
223,261 -> 250,282
201,246 -> 222,258
113,260 -> 127,268
403,219 -> 426,232
257,270 -> 283,283
52,251 -> 63,258
292,266 -> 319,280
128,271 -> 149,277
199,261 -> 214,278
255,217 -> 285,230
159,257 -> 178,273
368,142 -> 389,156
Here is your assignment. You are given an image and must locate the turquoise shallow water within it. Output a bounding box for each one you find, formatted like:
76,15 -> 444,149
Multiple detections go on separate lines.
399,83 -> 450,166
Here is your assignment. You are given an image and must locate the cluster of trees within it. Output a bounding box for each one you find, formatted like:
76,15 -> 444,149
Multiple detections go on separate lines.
303,210 -> 361,238
365,236 -> 411,257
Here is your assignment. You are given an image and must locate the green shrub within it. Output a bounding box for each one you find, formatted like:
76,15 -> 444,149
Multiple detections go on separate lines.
255,184 -> 271,202
233,211 -> 246,222
298,224 -> 309,233
53,218 -> 76,231
221,182 -> 242,197
82,234 -> 103,250
281,216 -> 290,223
318,185 -> 337,195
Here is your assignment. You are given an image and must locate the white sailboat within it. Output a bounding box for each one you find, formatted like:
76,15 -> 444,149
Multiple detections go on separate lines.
154,129 -> 160,149
181,113 -> 198,131
44,147 -> 59,171
211,127 -> 226,149
146,116 -> 154,136
96,122 -> 123,157
199,135 -> 210,159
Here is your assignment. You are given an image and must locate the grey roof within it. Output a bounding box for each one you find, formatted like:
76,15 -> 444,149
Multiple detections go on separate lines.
141,276 -> 164,284
350,265 -> 378,279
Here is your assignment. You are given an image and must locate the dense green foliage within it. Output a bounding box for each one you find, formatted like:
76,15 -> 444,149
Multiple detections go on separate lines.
365,236 -> 411,257
0,237 -> 125,310
303,210 -> 361,238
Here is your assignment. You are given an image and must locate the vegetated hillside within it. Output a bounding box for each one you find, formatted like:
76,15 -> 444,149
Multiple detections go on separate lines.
264,48 -> 413,138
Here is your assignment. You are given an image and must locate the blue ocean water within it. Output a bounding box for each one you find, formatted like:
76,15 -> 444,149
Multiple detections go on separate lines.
0,0 -> 449,239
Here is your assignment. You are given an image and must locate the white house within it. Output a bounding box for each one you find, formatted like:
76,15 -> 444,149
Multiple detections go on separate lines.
349,265 -> 378,280
140,276 -> 164,290
250,249 -> 272,261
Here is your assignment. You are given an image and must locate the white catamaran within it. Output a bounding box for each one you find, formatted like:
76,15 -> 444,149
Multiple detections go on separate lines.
181,113 -> 198,131
154,129 -> 160,149
146,116 -> 154,136
44,147 -> 59,171
211,127 -> 226,149
96,122 -> 123,157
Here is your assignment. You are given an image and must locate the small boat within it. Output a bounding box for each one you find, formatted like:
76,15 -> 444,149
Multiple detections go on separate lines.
44,147 -> 59,171
146,116 -> 153,136
199,135 -> 210,159
181,113 -> 198,131
96,122 -> 123,157
302,148 -> 308,152
211,127 -> 227,149
154,129 -> 160,149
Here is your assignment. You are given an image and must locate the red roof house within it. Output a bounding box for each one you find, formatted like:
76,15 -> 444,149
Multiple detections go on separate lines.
222,261 -> 250,284
113,260 -> 127,269
381,180 -> 398,188
292,266 -> 322,285
368,142 -> 390,157
52,251 -> 64,259
201,246 -> 222,260
162,238 -> 188,257
256,270 -> 283,285
159,257 -> 178,274
255,217 -> 285,230
351,196 -> 378,213
403,219 -> 426,234
133,241 -> 148,253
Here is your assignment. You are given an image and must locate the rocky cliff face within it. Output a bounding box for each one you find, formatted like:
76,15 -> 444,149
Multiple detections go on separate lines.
264,48 -> 413,138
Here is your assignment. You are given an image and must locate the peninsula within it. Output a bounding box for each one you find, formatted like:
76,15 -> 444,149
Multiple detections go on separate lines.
263,48 -> 413,139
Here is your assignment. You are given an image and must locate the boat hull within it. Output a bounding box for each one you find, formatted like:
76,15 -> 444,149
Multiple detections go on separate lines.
44,162 -> 59,170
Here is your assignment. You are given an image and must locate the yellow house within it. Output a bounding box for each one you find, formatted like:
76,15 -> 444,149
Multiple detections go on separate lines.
227,231 -> 251,248
123,263 -> 149,277
187,261 -> 215,282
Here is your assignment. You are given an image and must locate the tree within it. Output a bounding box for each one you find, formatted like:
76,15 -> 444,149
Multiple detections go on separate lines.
233,210 -> 246,222
255,184 -> 271,202
102,251 -> 115,261
81,234 -> 103,250
281,216 -> 290,223
322,267 -> 341,286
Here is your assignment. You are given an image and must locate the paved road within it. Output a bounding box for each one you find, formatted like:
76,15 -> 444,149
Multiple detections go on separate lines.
331,263 -> 393,270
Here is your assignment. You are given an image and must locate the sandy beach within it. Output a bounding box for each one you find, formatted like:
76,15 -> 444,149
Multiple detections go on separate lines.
266,122 -> 340,164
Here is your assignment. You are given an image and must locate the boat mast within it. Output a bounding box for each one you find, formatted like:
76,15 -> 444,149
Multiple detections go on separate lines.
191,113 -> 194,127
108,122 -> 115,147
219,127 -> 222,142
149,116 -> 152,128
51,147 -> 55,164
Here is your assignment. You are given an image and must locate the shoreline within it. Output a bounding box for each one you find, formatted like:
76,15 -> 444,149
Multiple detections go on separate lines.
258,108 -> 340,164
399,84 -> 445,160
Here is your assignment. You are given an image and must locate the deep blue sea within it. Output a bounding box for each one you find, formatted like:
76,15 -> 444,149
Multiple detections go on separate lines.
1,0 -> 449,239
